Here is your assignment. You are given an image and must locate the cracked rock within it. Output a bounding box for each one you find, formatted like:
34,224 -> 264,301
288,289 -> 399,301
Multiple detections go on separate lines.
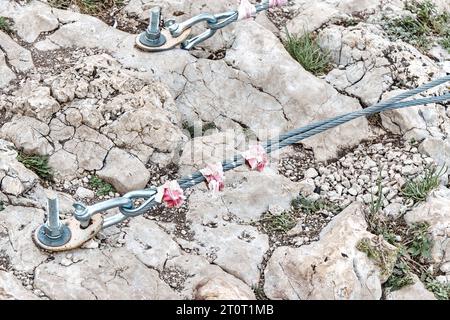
124,217 -> 181,271
285,0 -> 386,37
385,275 -> 436,300
318,24 -> 444,107
34,248 -> 180,300
0,50 -> 15,88
10,0 -> 59,43
165,254 -> 255,300
380,90 -> 446,142
225,22 -> 370,162
0,31 -> 34,73
0,140 -> 39,197
0,271 -> 38,300
264,202 -> 397,300
404,187 -> 450,269
418,138 -> 450,168
2,53 -> 187,181
191,223 -> 269,286
98,148 -> 150,194
194,277 -> 255,300
188,169 -> 301,224
13,85 -> 61,122
0,206 -> 47,273
0,116 -> 53,156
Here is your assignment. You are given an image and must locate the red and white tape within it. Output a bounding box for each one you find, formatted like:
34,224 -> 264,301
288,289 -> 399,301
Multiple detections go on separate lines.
238,0 -> 287,20
237,0 -> 257,20
268,0 -> 288,8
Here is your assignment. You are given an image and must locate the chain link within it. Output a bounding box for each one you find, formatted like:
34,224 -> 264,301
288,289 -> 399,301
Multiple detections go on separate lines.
168,0 -> 277,49
119,187 -> 158,217
73,187 -> 159,229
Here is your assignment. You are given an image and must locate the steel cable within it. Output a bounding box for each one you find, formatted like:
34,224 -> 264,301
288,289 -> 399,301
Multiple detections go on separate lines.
178,76 -> 450,189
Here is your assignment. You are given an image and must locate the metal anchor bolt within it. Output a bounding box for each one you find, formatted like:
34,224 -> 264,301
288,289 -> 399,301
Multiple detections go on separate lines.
46,197 -> 62,238
138,6 -> 167,47
73,202 -> 90,229
36,195 -> 71,247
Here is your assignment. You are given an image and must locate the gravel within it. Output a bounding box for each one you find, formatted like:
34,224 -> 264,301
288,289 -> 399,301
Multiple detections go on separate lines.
279,136 -> 443,219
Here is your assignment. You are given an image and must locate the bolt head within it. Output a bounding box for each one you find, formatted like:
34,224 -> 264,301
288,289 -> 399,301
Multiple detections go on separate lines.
139,32 -> 167,47
36,224 -> 72,248
145,29 -> 161,41
43,223 -> 62,239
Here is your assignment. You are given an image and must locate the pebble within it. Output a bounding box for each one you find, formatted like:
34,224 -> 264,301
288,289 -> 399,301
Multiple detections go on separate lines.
347,188 -> 358,196
33,289 -> 45,297
362,194 -> 372,204
287,224 -> 304,236
440,262 -> 450,274
307,194 -> 320,202
81,239 -> 99,249
75,187 -> 95,199
60,258 -> 73,267
386,191 -> 397,201
383,203 -> 404,219
305,168 -> 319,178
293,237 -> 304,246
364,159 -> 377,169
342,179 -> 351,189
268,204 -> 285,216
436,275 -> 448,285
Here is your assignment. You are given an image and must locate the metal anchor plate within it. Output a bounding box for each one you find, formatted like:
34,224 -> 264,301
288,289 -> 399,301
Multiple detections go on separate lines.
135,27 -> 191,52
33,214 -> 103,252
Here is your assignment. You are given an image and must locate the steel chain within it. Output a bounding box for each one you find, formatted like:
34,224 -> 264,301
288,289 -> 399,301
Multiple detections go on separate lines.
74,187 -> 159,229
174,0 -> 278,49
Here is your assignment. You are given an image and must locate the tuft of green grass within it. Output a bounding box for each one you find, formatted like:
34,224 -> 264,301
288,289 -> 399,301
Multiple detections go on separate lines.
364,184 -> 446,297
88,175 -> 115,196
401,165 -> 447,203
260,212 -> 296,233
440,34 -> 450,51
369,170 -> 384,216
0,201 -> 4,211
291,196 -> 339,214
338,17 -> 361,28
48,0 -> 125,15
383,0 -> 450,52
17,152 -> 53,180
385,260 -> 415,291
182,121 -> 217,138
284,30 -> 332,76
357,237 -> 399,278
409,137 -> 418,145
406,222 -> 433,260
0,17 -> 12,34
422,273 -> 450,300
